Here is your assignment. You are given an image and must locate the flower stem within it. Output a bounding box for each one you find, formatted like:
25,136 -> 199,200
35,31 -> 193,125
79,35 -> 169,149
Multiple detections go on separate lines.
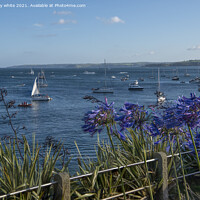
168,134 -> 181,200
106,125 -> 126,200
143,144 -> 154,200
188,126 -> 200,171
177,135 -> 190,200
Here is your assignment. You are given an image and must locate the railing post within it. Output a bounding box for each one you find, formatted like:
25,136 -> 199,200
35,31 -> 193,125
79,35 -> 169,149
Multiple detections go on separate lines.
154,152 -> 168,200
54,172 -> 70,200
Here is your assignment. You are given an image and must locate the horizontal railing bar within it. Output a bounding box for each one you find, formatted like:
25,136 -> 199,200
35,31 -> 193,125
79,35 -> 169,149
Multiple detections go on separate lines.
0,181 -> 57,199
70,158 -> 158,180
170,171 -> 200,182
101,184 -> 156,200
0,150 -> 198,198
167,149 -> 200,158
167,150 -> 193,158
71,150 -> 200,181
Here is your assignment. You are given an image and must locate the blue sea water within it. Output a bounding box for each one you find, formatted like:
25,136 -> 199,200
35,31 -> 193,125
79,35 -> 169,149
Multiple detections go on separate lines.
0,65 -> 199,172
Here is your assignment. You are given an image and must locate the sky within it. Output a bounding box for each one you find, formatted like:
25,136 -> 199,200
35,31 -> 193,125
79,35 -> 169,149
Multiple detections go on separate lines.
1,0 -> 200,67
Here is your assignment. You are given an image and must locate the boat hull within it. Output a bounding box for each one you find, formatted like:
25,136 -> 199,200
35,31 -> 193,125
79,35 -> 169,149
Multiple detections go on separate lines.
18,104 -> 32,107
92,88 -> 114,93
128,87 -> 144,91
31,95 -> 52,101
93,90 -> 114,93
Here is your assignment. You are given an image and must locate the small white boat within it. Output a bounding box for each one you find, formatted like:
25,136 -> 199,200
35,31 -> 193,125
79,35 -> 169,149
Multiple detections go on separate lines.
172,76 -> 179,80
31,77 -> 52,101
111,76 -> 116,79
83,71 -> 96,75
128,80 -> 144,90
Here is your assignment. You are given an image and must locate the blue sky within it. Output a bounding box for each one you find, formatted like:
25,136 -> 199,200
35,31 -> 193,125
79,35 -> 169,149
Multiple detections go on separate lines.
1,0 -> 200,67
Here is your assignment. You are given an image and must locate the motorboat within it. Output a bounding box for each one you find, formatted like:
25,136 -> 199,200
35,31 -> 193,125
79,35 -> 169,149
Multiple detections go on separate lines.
172,76 -> 179,80
18,102 -> 32,107
128,80 -> 144,90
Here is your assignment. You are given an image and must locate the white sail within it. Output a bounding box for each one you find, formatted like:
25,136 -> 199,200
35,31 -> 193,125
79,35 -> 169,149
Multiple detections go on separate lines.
31,77 -> 40,96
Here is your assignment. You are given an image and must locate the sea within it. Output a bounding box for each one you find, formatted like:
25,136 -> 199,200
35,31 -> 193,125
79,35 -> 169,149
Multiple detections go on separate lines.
0,65 -> 199,173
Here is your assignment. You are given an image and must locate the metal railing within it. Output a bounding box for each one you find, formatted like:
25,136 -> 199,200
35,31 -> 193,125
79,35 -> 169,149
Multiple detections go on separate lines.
0,150 -> 199,200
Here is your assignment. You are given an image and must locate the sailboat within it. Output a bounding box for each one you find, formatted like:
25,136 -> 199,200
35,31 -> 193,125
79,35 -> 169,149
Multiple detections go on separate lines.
149,69 -> 155,79
155,68 -> 166,104
31,77 -> 51,101
38,70 -> 48,87
30,69 -> 34,75
184,68 -> 190,77
28,69 -> 34,75
172,68 -> 179,80
92,60 -> 114,93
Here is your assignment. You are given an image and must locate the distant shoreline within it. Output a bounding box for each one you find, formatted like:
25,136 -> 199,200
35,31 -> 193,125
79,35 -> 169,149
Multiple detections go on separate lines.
7,59 -> 200,68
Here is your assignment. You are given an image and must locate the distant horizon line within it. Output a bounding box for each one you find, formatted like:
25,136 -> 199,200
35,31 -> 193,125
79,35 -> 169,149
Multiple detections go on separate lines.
5,59 -> 200,68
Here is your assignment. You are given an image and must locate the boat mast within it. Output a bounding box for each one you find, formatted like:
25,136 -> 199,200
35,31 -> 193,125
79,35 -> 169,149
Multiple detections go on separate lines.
104,59 -> 107,88
158,68 -> 160,92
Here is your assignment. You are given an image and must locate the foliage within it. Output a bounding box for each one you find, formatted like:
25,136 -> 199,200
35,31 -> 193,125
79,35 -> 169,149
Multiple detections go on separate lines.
0,88 -> 70,199
71,94 -> 200,199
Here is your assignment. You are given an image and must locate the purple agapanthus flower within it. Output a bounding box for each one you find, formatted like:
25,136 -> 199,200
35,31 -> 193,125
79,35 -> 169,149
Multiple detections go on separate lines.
115,103 -> 149,131
82,97 -> 116,136
163,93 -> 200,129
149,93 -> 200,133
177,93 -> 200,128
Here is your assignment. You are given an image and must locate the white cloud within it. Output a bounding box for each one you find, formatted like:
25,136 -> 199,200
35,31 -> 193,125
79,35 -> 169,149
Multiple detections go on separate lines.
57,19 -> 77,24
53,11 -> 72,15
96,16 -> 125,24
187,45 -> 200,51
33,23 -> 43,27
110,16 -> 124,24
